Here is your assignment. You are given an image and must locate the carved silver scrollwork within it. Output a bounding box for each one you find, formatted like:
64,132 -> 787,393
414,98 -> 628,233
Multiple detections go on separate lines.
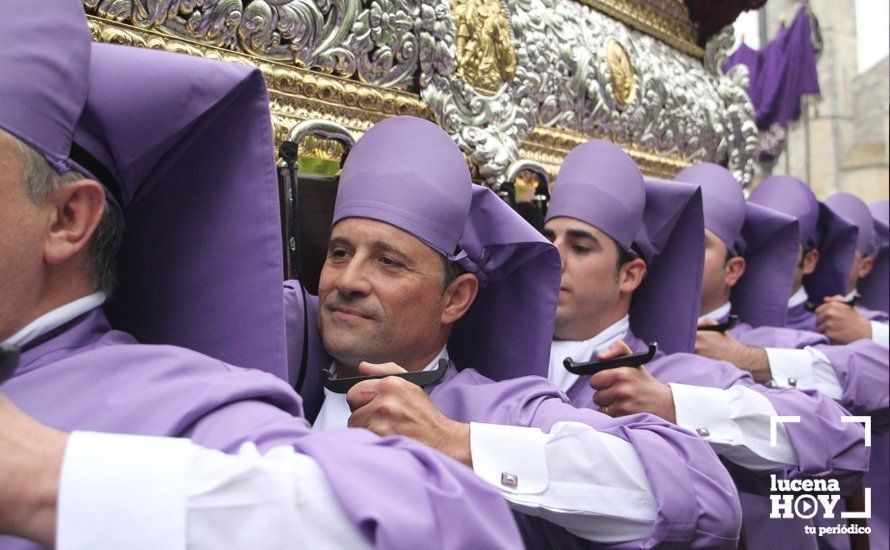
83,0 -> 756,184
419,0 -> 757,185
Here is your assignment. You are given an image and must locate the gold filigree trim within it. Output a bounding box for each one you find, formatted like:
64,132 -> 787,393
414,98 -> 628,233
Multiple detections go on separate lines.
575,0 -> 703,58
521,126 -> 691,180
88,16 -> 692,181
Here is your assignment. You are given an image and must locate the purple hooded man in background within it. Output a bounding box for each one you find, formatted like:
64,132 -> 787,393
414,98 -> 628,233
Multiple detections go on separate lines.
676,162 -> 888,550
747,175 -> 859,333
817,193 -> 890,345
0,3 -> 526,548
541,147 -> 867,550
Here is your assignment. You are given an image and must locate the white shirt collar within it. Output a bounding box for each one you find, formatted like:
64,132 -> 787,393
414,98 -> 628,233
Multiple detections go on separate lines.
698,301 -> 732,325
2,292 -> 107,348
548,315 -> 630,394
787,286 -> 809,308
844,289 -> 860,302
313,346 -> 449,432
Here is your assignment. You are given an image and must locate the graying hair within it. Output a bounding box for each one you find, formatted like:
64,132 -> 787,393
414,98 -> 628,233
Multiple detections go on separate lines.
12,134 -> 124,295
441,254 -> 467,291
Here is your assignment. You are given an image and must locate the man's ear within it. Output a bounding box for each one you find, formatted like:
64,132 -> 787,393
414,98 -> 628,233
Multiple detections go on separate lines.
441,273 -> 478,326
724,256 -> 746,289
858,255 -> 874,279
42,179 -> 106,266
802,248 -> 820,276
619,258 -> 647,295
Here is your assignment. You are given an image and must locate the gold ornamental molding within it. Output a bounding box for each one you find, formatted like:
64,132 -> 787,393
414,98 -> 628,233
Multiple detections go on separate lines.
520,126 -> 691,180
88,15 -> 694,180
87,16 -> 432,146
577,0 -> 703,58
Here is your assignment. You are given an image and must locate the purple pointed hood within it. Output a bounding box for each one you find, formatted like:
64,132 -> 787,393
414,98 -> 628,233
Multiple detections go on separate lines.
545,140 -> 645,253
333,117 -> 561,380
547,141 -> 704,354
675,163 -> 745,253
735,202 -> 800,327
859,201 -> 889,313
675,163 -> 799,327
72,43 -> 288,380
634,178 -> 706,354
748,175 -> 857,303
824,193 -> 876,257
0,0 -> 91,173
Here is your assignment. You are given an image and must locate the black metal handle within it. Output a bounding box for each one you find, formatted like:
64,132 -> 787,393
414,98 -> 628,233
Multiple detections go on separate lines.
0,343 -> 21,383
563,343 -> 658,376
697,314 -> 740,333
320,358 -> 449,394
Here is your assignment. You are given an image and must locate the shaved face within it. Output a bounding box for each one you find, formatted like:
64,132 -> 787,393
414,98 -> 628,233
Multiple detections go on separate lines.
700,229 -> 731,315
0,131 -> 47,340
543,217 -> 626,341
317,218 -> 453,372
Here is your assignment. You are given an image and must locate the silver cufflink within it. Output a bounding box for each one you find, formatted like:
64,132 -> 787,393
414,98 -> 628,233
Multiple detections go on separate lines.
696,428 -> 710,437
500,472 -> 518,489
787,378 -> 797,387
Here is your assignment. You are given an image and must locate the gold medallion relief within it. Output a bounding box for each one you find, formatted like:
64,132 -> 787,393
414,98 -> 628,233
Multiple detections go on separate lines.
450,0 -> 517,94
605,37 -> 635,107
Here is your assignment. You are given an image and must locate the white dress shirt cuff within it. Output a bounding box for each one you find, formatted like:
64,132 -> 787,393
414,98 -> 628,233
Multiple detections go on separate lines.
670,383 -> 797,470
470,421 -> 657,543
470,422 -> 550,496
58,431 -> 192,550
671,383 -> 735,444
871,321 -> 889,348
765,348 -> 816,390
766,347 -> 843,400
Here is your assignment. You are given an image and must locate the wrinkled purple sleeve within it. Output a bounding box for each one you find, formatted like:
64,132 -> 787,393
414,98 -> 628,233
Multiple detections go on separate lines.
818,339 -> 890,432
432,371 -> 742,548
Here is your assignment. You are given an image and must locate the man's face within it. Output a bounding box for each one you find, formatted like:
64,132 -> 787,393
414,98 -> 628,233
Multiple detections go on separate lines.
317,218 -> 451,370
700,229 -> 731,315
543,217 -> 623,340
0,132 -> 48,340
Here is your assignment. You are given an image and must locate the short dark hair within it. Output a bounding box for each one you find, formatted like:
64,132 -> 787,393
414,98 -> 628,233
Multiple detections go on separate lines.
614,241 -> 638,275
441,255 -> 468,290
724,248 -> 736,264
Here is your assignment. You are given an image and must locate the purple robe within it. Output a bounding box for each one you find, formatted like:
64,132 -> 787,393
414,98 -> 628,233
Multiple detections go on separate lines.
724,314 -> 889,550
559,327 -> 867,550
284,283 -> 743,548
787,300 -> 819,332
0,308 -> 522,550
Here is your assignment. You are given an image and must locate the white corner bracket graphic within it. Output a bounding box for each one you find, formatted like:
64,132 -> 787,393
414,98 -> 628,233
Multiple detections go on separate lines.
770,416 -> 801,447
841,416 -> 872,447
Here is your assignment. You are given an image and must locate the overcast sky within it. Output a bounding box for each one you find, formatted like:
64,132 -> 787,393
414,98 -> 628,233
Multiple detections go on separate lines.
733,0 -> 889,73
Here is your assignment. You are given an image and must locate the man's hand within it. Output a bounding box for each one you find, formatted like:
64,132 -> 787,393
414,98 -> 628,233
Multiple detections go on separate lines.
0,393 -> 68,545
347,362 -> 472,467
589,341 -> 676,423
816,295 -> 872,344
695,323 -> 772,383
